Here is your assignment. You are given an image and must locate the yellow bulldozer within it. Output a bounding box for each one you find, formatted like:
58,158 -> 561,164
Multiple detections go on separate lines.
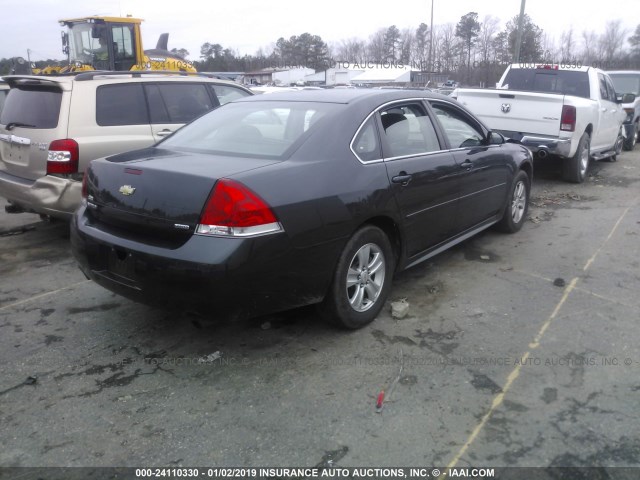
32,16 -> 196,74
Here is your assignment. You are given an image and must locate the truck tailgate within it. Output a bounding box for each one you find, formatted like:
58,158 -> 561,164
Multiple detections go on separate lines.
455,89 -> 564,137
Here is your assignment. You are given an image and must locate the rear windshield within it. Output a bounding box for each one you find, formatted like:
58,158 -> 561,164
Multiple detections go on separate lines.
502,69 -> 590,98
161,101 -> 340,159
609,74 -> 640,96
0,86 -> 62,129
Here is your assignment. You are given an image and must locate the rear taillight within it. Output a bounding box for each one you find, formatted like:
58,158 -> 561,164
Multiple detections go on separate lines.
196,179 -> 282,237
560,105 -> 576,132
47,139 -> 79,174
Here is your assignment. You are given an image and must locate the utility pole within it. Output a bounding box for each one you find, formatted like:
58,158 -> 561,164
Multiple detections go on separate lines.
427,0 -> 434,85
514,0 -> 526,63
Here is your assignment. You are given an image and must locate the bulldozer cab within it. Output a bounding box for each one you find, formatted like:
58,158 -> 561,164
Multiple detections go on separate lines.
62,17 -> 144,71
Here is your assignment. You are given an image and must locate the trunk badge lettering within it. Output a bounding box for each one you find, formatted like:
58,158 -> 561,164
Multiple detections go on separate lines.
174,224 -> 190,230
119,185 -> 136,196
501,103 -> 511,114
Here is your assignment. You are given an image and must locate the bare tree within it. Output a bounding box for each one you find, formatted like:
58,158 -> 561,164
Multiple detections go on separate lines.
335,38 -> 367,64
413,23 -> 430,69
479,16 -> 499,64
560,27 -> 575,61
580,30 -> 599,65
600,20 -> 627,61
399,28 -> 414,65
437,24 -> 458,73
367,28 -> 387,64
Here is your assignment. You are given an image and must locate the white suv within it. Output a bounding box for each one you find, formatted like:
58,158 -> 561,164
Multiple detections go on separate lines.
0,72 -> 252,219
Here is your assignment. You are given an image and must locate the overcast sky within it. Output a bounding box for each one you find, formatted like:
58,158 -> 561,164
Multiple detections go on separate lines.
2,0 -> 638,62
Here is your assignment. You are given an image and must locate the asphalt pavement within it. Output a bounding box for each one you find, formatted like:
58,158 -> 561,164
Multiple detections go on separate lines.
1,149 -> 639,471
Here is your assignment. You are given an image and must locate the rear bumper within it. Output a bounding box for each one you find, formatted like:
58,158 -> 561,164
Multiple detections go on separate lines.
498,131 -> 572,158
70,205 -> 339,319
0,170 -> 80,219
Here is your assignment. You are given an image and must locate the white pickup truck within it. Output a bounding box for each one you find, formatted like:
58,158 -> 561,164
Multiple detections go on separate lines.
454,64 -> 633,182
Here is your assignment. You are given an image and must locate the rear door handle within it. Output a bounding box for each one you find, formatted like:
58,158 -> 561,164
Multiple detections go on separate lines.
157,129 -> 173,137
391,173 -> 412,185
460,159 -> 473,170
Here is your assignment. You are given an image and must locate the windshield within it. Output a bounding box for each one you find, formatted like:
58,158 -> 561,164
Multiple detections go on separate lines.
161,101 -> 341,159
67,23 -> 109,66
609,74 -> 640,95
502,69 -> 590,98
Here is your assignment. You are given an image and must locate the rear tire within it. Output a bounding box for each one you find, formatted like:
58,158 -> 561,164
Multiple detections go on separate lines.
320,225 -> 395,329
563,133 -> 590,183
609,132 -> 624,162
495,170 -> 530,233
623,123 -> 638,151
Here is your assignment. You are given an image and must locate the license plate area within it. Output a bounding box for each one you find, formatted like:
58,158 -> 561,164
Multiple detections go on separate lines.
107,247 -> 135,280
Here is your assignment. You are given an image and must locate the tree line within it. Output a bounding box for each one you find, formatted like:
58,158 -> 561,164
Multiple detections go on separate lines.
2,14 -> 640,85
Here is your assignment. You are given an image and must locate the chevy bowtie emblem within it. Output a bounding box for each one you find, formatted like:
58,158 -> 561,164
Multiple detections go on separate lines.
119,185 -> 136,196
501,103 -> 511,113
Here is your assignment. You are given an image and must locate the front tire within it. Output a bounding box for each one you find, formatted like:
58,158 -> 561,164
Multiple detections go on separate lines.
321,225 -> 395,329
563,133 -> 590,183
495,170 -> 530,233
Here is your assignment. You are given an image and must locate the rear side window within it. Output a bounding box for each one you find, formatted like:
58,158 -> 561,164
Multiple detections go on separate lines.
0,87 -> 62,129
352,117 -> 381,162
96,83 -> 148,126
145,83 -> 213,124
210,85 -> 251,105
379,103 -> 440,157
502,69 -> 590,99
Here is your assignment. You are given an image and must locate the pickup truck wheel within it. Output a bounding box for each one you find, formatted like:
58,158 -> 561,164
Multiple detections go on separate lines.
623,123 -> 638,151
563,133 -> 590,183
495,170 -> 530,233
320,225 -> 395,329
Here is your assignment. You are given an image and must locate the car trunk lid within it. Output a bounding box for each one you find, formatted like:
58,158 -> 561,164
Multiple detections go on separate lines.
86,147 -> 279,244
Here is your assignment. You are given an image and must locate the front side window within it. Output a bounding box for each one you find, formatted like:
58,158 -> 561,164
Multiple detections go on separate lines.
430,103 -> 484,149
96,83 -> 148,126
379,103 -> 440,158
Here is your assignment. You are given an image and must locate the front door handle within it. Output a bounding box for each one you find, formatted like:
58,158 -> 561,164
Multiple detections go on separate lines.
157,129 -> 173,137
460,159 -> 473,170
391,173 -> 412,185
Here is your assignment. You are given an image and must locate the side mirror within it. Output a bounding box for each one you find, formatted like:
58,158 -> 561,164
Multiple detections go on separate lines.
618,93 -> 636,104
488,131 -> 505,145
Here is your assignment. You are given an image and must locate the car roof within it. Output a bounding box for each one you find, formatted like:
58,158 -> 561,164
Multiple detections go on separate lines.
233,88 -> 453,105
606,71 -> 640,75
1,73 -> 245,88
